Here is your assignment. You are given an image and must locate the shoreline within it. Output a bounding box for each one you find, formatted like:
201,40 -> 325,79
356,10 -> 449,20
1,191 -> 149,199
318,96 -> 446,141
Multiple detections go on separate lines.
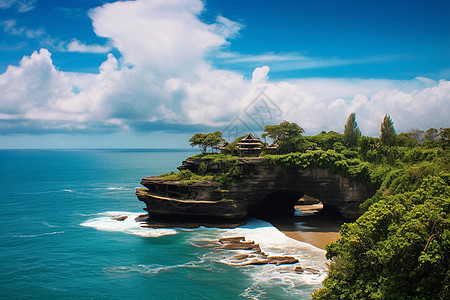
270,204 -> 342,250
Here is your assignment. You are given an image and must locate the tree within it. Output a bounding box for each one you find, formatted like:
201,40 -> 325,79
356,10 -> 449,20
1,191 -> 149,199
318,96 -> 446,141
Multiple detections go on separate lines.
423,128 -> 439,148
407,129 -> 425,145
380,114 -> 396,146
261,121 -> 304,143
189,131 -> 223,154
397,132 -> 418,147
439,128 -> 450,149
425,128 -> 439,141
204,131 -> 223,152
343,112 -> 361,147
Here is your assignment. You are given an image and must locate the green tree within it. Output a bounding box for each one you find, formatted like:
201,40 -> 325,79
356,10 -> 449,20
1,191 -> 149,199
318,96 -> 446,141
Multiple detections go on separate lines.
312,174 -> 450,299
425,128 -> 439,141
343,112 -> 362,147
407,128 -> 425,145
380,114 -> 396,146
261,120 -> 304,143
423,128 -> 439,148
397,132 -> 418,147
439,128 -> 450,149
189,131 -> 223,154
204,131 -> 223,152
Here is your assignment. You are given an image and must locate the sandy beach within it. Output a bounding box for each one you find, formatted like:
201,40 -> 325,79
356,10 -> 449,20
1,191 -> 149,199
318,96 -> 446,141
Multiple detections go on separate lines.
270,204 -> 342,249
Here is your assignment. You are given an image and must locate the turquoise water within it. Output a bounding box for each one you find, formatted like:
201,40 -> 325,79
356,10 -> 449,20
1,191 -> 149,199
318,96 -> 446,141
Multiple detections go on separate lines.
0,149 -> 326,299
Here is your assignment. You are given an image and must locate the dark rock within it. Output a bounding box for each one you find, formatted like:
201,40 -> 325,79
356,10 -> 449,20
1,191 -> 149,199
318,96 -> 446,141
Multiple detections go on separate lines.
134,214 -> 149,222
231,254 -> 250,260
295,266 -> 321,274
113,216 -> 128,221
218,242 -> 261,251
219,236 -> 245,243
137,157 -> 377,220
297,195 -> 321,205
240,256 -> 299,266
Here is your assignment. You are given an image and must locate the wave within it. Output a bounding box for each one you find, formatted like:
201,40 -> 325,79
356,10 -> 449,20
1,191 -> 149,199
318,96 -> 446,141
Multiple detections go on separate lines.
104,258 -> 206,276
13,231 -> 65,238
42,221 -> 59,228
187,218 -> 327,296
105,187 -> 125,190
80,211 -> 178,238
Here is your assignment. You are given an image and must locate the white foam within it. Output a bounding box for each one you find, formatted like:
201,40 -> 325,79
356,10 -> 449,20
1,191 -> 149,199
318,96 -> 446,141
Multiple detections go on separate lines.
187,218 -> 328,292
80,211 -> 178,238
105,187 -> 125,190
13,231 -> 65,238
42,221 -> 58,228
104,257 -> 208,276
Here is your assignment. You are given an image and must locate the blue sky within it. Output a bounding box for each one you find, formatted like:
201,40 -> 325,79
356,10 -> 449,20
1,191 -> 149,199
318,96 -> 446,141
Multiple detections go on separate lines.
0,0 -> 449,148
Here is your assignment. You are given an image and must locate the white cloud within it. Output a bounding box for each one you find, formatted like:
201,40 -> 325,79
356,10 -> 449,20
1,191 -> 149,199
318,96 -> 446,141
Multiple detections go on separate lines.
0,0 -> 36,12
251,65 -> 270,84
0,0 -> 448,138
218,51 -> 399,72
89,0 -> 237,76
66,39 -> 112,53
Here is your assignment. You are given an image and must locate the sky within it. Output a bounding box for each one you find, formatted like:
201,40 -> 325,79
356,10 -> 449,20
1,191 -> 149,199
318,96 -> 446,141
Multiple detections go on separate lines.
0,0 -> 449,148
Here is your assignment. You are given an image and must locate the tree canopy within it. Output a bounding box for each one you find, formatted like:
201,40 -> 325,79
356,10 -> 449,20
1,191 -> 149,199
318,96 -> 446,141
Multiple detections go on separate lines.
261,120 -> 304,143
189,131 -> 223,154
343,112 -> 361,147
380,114 -> 396,146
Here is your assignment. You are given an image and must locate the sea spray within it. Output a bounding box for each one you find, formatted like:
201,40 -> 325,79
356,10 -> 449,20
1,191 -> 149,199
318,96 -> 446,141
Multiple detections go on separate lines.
81,212 -> 327,298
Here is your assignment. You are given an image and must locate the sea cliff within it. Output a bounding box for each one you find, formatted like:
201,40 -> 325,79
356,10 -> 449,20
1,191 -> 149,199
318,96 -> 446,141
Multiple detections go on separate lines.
136,156 -> 377,220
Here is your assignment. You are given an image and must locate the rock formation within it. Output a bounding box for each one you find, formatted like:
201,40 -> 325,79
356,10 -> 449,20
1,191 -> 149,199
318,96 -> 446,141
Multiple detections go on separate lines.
136,156 -> 377,220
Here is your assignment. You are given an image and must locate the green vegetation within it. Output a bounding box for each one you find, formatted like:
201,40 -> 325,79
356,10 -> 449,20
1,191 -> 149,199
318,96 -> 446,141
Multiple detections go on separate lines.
186,117 -> 449,298
188,130 -> 224,154
343,112 -> 361,147
261,120 -> 305,143
312,173 -> 449,299
160,153 -> 243,187
380,114 -> 397,146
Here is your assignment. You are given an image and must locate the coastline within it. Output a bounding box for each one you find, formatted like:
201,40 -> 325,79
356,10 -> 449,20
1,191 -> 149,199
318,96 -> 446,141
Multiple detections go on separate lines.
270,204 -> 342,250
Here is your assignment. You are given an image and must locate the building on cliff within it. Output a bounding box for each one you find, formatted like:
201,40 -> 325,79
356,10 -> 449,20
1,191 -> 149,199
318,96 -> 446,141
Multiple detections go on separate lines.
219,133 -> 278,156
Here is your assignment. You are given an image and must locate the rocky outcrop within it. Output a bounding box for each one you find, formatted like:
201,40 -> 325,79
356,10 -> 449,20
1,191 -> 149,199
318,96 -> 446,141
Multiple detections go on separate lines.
218,236 -> 299,266
136,157 -> 377,220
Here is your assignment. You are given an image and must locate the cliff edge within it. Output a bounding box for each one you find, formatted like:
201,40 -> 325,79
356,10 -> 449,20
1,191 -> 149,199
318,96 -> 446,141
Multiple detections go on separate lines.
136,156 -> 377,220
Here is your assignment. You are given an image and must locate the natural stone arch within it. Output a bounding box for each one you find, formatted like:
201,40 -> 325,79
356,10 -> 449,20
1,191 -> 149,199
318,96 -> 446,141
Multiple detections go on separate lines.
138,157 -> 377,221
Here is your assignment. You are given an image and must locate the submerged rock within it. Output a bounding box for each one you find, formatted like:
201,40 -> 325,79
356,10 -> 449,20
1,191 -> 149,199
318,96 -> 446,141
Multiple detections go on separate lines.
295,266 -> 321,274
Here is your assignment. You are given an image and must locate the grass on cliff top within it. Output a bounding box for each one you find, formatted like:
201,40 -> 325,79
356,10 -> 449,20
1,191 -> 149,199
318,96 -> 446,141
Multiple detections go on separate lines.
160,170 -> 215,185
188,153 -> 239,163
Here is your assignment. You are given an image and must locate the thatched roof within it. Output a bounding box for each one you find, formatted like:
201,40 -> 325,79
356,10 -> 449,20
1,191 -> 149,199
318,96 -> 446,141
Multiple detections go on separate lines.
238,133 -> 262,145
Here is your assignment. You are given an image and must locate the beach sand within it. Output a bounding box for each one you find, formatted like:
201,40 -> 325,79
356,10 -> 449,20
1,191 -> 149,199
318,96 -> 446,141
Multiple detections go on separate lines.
270,204 -> 342,250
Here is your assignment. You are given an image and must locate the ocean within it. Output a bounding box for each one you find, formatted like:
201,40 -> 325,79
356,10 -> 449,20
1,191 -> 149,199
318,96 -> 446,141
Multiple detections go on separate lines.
0,149 -> 327,299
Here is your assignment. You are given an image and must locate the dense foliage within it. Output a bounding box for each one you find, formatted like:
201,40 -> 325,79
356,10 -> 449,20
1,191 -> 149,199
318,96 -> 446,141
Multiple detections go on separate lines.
380,115 -> 396,146
343,112 -> 361,147
261,120 -> 304,143
188,131 -> 223,154
160,153 -> 242,187
184,120 -> 449,298
312,173 -> 449,299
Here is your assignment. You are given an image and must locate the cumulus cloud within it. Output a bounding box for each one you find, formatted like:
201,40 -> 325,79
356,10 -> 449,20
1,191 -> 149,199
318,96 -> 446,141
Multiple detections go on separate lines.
251,66 -> 270,84
0,0 -> 449,138
89,0 -> 238,75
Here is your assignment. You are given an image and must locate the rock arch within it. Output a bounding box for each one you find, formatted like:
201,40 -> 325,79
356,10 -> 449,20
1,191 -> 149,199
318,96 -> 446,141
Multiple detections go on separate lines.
137,157 -> 377,221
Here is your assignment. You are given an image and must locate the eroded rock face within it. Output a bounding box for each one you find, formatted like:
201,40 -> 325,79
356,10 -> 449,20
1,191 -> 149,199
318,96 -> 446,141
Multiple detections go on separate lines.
136,157 -> 377,220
